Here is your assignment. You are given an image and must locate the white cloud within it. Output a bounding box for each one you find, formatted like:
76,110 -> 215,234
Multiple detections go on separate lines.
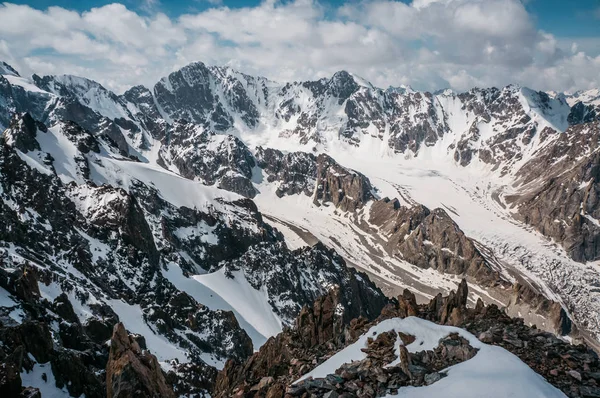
0,0 -> 598,94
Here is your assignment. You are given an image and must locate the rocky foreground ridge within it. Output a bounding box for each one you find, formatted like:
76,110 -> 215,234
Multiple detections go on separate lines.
2,278 -> 598,397
214,280 -> 600,398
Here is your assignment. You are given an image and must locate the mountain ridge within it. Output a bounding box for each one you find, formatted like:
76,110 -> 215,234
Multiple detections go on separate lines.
1,59 -> 600,396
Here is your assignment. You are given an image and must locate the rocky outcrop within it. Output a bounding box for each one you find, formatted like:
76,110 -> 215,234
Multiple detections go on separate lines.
290,332 -> 478,397
106,323 -> 175,398
507,282 -> 572,336
1,113 -> 44,152
213,288 -> 360,398
220,241 -> 388,325
158,120 -> 257,197
214,280 -> 598,398
313,153 -> 374,211
256,147 -> 373,211
369,198 -> 506,286
509,121 -> 600,262
255,147 -> 317,197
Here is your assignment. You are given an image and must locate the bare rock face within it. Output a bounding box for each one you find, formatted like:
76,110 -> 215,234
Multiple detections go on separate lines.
313,153 -> 374,212
509,122 -> 600,262
396,289 -> 419,318
369,198 -> 505,286
295,287 -> 346,349
220,241 -> 388,326
1,113 -> 44,152
256,148 -> 373,212
569,101 -> 599,125
106,323 -> 175,398
157,120 -> 257,198
508,283 -> 572,336
255,147 -> 317,197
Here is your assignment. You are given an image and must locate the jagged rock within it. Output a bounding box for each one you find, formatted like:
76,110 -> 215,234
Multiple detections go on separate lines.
313,153 -> 374,211
158,120 -> 257,197
398,332 -> 416,346
52,293 -> 79,324
296,288 -> 349,349
0,322 -> 53,363
51,349 -> 104,398
215,277 -> 599,398
508,283 -> 572,336
255,147 -> 317,197
214,288 -> 370,398
221,241 -> 388,326
397,289 -> 418,318
2,113 -> 43,152
369,199 -> 505,286
106,323 -> 175,398
257,148 -> 373,211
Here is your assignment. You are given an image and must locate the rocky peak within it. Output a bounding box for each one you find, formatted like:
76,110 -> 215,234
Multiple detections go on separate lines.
329,71 -> 361,102
0,61 -> 19,77
122,85 -> 152,103
106,322 -> 176,398
153,62 -> 233,131
2,113 -> 44,152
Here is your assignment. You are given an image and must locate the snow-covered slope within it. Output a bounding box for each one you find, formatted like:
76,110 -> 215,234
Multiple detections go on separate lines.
0,110 -> 387,396
298,317 -> 566,398
2,59 -> 600,396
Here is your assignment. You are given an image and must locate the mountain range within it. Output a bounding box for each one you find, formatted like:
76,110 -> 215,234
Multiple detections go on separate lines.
1,59 -> 600,397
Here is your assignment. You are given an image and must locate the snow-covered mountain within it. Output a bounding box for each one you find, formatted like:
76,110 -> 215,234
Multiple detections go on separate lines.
1,60 -> 600,397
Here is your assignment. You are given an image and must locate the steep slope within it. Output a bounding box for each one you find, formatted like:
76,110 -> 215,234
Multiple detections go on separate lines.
0,112 -> 388,396
1,60 -> 600,345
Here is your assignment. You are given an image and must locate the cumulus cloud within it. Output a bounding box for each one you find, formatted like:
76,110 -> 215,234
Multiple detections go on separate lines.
0,0 -> 598,93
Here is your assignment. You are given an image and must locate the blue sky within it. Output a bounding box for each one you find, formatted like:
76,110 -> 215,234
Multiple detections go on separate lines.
1,0 -> 599,93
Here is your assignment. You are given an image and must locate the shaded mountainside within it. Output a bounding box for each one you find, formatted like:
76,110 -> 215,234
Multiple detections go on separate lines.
0,112 -> 388,396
